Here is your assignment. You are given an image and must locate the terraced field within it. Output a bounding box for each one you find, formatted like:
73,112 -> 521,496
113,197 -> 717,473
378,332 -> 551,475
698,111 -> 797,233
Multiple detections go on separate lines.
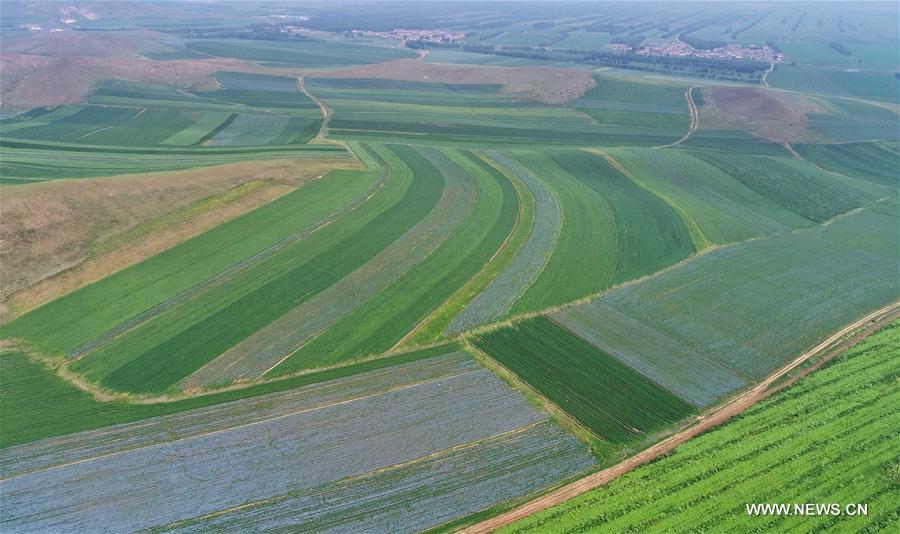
503,322 -> 900,532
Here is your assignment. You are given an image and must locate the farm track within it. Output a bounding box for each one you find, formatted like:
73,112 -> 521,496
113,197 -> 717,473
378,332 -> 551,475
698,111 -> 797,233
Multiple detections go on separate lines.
762,61 -> 775,87
66,146 -> 389,361
298,76 -> 332,144
655,86 -> 698,149
460,301 -> 900,534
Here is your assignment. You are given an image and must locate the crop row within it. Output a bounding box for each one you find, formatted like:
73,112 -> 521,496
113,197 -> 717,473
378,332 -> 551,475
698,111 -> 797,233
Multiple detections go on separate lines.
5,160 -> 380,361
605,148 -> 810,240
565,202 -> 899,381
69,145 -> 442,393
553,301 -> 747,406
183,146 -> 478,387
2,352 -> 573,532
447,152 -> 561,334
0,344 -> 456,448
474,317 -> 696,443
794,141 -> 899,186
163,420 -> 594,533
504,322 -> 900,532
268,149 -> 520,375
510,149 -> 694,313
692,150 -> 870,223
1,351 -> 475,478
313,73 -> 692,146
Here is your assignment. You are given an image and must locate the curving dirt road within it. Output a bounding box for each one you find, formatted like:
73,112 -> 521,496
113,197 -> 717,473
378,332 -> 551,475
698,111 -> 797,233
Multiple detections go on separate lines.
656,86 -> 698,149
297,75 -> 332,143
460,301 -> 899,534
762,61 -> 775,88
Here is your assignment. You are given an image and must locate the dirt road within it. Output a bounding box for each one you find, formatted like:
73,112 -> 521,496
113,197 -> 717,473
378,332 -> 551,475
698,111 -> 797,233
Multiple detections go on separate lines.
656,86 -> 698,148
297,75 -> 331,143
762,61 -> 775,88
460,301 -> 899,533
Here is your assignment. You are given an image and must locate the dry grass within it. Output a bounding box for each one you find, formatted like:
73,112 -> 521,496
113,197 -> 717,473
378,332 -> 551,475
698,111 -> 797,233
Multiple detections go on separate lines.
315,59 -> 595,104
1,158 -> 357,320
1,29 -> 173,58
698,86 -> 825,142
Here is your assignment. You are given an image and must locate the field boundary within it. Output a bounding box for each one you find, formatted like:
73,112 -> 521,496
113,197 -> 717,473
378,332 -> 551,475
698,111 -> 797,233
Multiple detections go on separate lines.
459,301 -> 899,533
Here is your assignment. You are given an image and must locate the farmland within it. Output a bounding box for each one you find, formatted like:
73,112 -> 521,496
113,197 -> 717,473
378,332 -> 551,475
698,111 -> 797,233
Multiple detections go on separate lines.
307,73 -> 689,147
473,317 -> 697,444
557,202 -> 899,385
0,73 -> 335,183
183,39 -> 416,68
502,322 -> 900,533
1,350 -> 596,532
793,141 -> 900,186
1,2 -> 898,531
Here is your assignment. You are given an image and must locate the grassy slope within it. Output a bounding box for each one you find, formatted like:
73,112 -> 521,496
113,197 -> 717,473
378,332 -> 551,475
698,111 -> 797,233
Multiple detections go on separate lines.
0,344 -> 456,449
473,317 -> 696,443
503,323 -> 900,533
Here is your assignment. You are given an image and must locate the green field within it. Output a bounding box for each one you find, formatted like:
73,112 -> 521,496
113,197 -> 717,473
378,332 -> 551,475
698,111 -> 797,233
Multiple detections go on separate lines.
310,74 -> 691,147
561,202 -> 899,382
5,160 -> 381,359
0,74 -> 330,182
808,97 -> 900,142
0,344 -> 457,448
793,141 -> 900,186
2,3 -> 899,532
0,139 -> 346,183
269,150 -> 519,374
510,149 -> 695,313
474,317 -> 696,443
553,32 -> 612,50
690,150 -> 875,223
503,322 -> 900,532
184,39 -> 415,67
768,64 -> 900,102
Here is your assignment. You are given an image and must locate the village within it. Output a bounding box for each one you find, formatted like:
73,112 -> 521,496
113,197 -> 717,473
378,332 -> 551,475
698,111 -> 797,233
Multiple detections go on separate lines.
628,39 -> 782,63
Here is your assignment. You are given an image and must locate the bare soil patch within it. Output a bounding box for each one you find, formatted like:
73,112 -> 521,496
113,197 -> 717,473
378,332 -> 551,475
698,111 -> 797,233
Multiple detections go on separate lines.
698,86 -> 825,142
315,59 -> 595,104
1,158 -> 355,319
